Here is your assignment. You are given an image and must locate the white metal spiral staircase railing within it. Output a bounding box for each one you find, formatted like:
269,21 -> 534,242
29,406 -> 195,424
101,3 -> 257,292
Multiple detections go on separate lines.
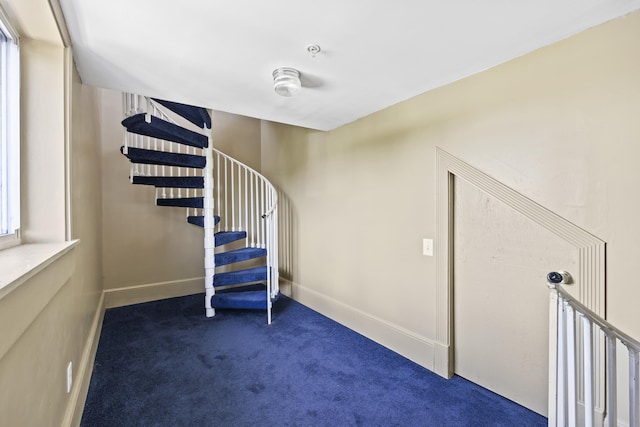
121,93 -> 279,323
210,147 -> 279,299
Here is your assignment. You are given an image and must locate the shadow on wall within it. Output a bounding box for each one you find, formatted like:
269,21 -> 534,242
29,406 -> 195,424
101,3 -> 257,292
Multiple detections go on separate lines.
277,187 -> 297,285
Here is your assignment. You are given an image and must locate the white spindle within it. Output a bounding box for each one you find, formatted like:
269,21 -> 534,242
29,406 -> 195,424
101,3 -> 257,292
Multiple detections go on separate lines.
224,158 -> 228,230
605,333 -> 617,427
237,166 -> 242,231
582,315 -> 594,427
244,168 -> 248,236
261,179 -> 266,248
557,295 -> 566,426
250,172 -> 255,247
231,162 -> 235,231
217,154 -> 221,225
566,302 -> 577,427
631,349 -> 640,427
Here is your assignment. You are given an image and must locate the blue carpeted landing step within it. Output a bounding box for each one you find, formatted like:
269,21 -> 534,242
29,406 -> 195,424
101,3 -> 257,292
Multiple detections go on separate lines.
213,266 -> 268,287
215,231 -> 247,246
211,284 -> 279,310
121,146 -> 205,169
215,247 -> 267,266
157,197 -> 203,208
152,98 -> 211,129
211,290 -> 268,310
132,176 -> 204,188
187,215 -> 220,227
122,113 -> 208,149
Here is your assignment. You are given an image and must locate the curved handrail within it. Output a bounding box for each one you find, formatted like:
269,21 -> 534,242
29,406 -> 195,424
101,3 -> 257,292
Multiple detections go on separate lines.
212,146 -> 278,219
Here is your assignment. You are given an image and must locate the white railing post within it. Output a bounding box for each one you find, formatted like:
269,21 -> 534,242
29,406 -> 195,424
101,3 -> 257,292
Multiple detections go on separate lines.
631,349 -> 640,427
566,302 -> 577,427
582,314 -> 594,427
555,293 -> 565,427
605,333 -> 617,427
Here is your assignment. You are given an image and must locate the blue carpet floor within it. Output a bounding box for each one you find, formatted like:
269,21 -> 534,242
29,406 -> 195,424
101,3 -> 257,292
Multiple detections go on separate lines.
81,294 -> 547,426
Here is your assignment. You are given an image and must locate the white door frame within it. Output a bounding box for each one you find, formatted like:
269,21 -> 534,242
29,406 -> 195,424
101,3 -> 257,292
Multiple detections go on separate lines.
433,147 -> 606,421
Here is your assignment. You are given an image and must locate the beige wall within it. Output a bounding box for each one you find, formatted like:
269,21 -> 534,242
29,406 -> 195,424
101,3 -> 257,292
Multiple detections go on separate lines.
20,39 -> 66,242
99,89 -> 262,305
261,10 -> 640,363
0,39 -> 103,427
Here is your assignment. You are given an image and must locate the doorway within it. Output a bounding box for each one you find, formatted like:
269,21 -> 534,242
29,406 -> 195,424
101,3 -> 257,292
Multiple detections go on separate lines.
452,176 -> 578,415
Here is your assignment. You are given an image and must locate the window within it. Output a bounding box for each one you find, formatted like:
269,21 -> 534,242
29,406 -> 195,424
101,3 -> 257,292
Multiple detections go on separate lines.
0,8 -> 19,250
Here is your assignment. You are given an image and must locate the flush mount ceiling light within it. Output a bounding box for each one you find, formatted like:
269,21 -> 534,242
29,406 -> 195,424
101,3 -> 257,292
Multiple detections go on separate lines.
272,67 -> 301,97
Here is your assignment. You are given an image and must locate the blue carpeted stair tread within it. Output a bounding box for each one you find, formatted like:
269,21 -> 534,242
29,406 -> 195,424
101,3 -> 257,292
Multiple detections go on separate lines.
122,113 -> 208,149
215,231 -> 247,246
157,197 -> 203,208
213,266 -> 268,287
216,283 -> 266,293
211,290 -> 269,310
121,146 -> 205,169
152,98 -> 211,129
132,176 -> 204,188
187,215 -> 219,227
215,247 -> 267,266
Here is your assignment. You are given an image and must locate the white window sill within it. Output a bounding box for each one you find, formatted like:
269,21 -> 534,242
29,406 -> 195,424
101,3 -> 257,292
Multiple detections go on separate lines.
0,240 -> 79,301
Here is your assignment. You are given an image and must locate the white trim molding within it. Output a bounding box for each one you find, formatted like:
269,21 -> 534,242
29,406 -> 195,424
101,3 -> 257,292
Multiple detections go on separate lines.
435,147 -> 606,420
63,293 -> 104,427
104,276 -> 205,308
284,278 -> 437,371
435,147 -> 605,375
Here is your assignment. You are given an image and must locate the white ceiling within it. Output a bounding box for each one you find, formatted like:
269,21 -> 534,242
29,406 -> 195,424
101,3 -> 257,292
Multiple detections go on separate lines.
48,1 -> 640,130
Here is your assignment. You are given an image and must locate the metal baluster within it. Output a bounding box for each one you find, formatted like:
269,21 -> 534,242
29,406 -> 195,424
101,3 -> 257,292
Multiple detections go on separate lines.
237,165 -> 242,231
224,157 -> 228,230
169,141 -> 174,198
582,314 -> 594,427
250,172 -> 255,247
631,348 -> 640,427
244,168 -> 248,237
231,162 -> 236,231
555,295 -> 565,427
161,140 -> 166,198
566,302 -> 577,427
261,179 -> 266,248
216,153 -> 221,225
605,333 -> 617,427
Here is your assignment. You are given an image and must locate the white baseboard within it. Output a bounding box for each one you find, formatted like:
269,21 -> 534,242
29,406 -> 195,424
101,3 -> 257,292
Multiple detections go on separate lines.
63,293 -> 105,427
284,279 -> 436,371
433,341 -> 453,378
104,277 -> 204,308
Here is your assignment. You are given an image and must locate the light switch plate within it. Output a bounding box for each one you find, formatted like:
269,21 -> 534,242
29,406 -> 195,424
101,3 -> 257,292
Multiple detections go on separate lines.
423,238 -> 433,256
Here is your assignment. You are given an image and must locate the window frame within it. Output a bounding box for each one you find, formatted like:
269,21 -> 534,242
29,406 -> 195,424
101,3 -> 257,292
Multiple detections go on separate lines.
0,6 -> 20,250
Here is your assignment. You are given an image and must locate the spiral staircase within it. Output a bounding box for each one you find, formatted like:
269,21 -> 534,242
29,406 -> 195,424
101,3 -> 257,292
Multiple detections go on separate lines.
120,95 -> 279,323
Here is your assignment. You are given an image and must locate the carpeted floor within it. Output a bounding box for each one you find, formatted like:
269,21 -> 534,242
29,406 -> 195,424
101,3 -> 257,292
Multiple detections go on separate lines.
81,294 -> 547,426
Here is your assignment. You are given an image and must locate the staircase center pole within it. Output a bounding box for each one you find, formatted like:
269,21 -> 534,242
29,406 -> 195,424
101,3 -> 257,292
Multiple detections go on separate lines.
203,125 -> 216,317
